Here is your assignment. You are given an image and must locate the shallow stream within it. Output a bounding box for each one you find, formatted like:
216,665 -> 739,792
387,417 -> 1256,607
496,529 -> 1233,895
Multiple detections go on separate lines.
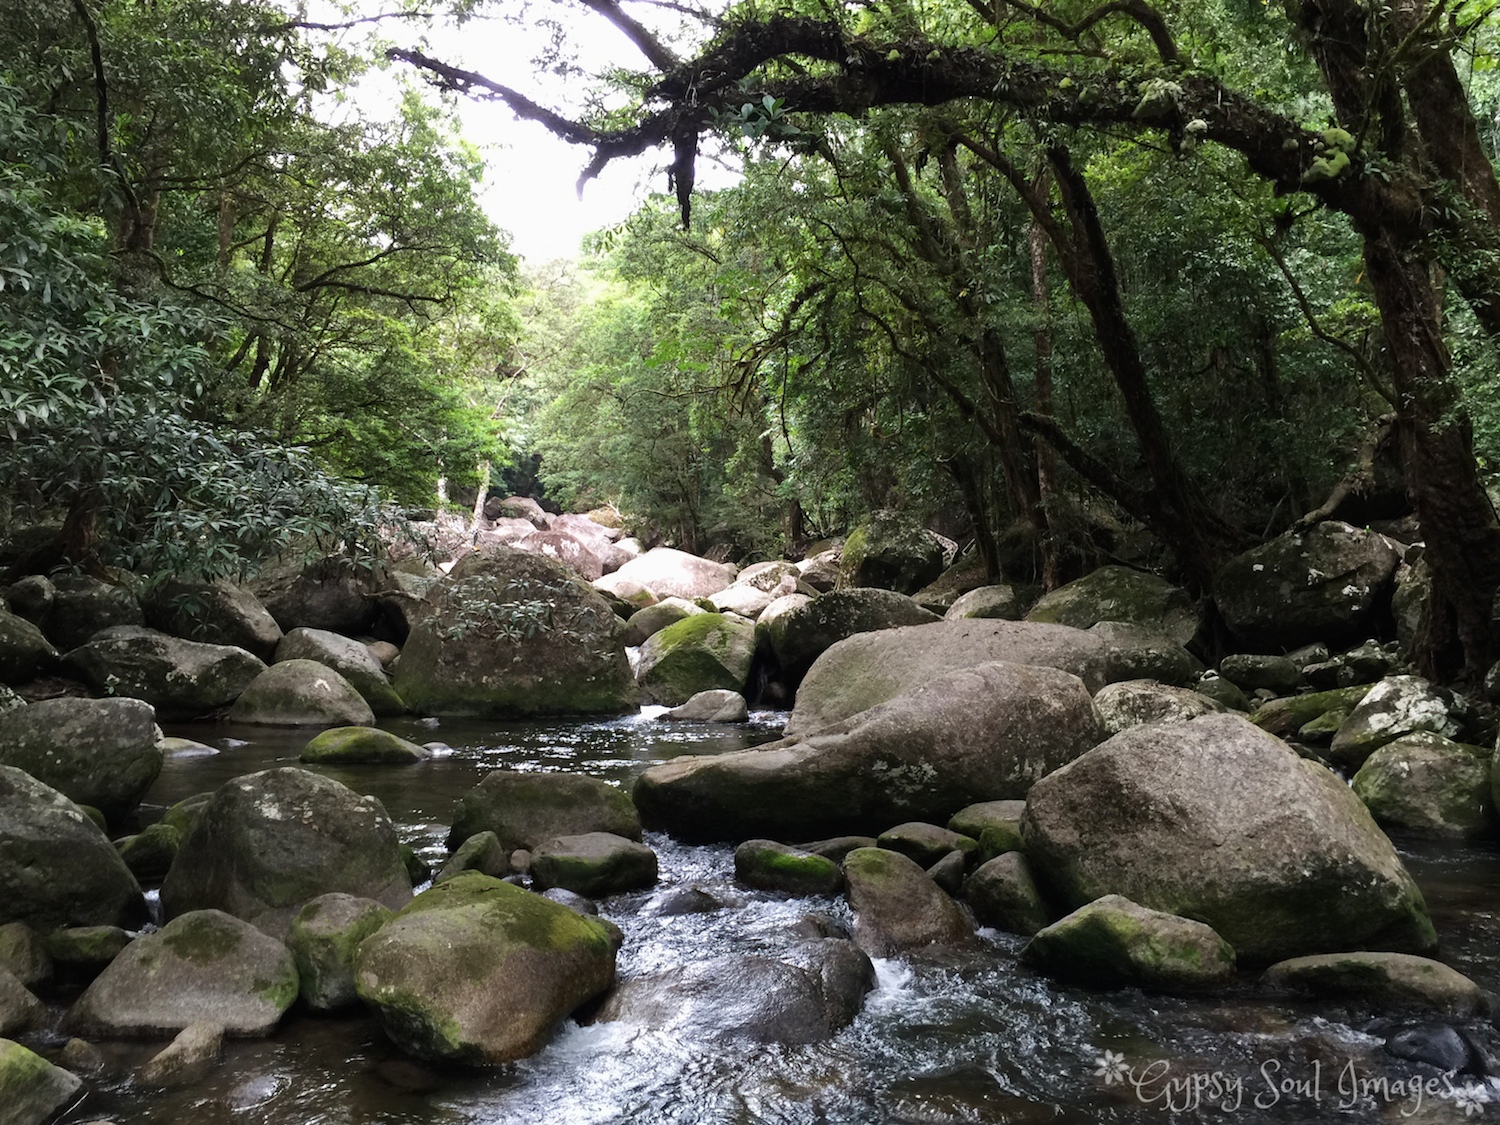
30,710 -> 1500,1124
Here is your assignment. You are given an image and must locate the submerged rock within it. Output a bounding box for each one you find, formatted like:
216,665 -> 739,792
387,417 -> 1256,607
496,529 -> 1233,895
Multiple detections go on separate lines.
355,873 -> 617,1065
139,1020 -> 225,1087
665,689 -> 748,722
299,726 -> 427,765
842,847 -> 972,957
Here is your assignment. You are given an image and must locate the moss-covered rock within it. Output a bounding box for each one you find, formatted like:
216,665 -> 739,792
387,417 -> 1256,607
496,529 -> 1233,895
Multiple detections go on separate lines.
116,822 -> 181,883
161,792 -> 213,839
0,697 -> 162,823
299,726 -> 427,765
435,832 -> 511,884
839,511 -> 946,595
275,627 -> 406,716
288,893 -> 393,1011
354,872 -> 617,1064
0,923 -> 50,989
528,832 -> 658,898
1218,653 -> 1306,695
160,767 -> 411,938
393,548 -> 636,717
62,630 -> 266,719
622,597 -> 703,647
946,800 -> 1026,852
1260,951 -> 1487,1017
67,909 -> 298,1037
876,823 -> 978,869
734,840 -> 843,895
446,770 -> 641,853
1022,895 -> 1235,992
964,853 -> 1050,936
1328,676 -> 1460,768
842,847 -> 972,957
1022,714 -> 1436,963
1351,732 -> 1491,839
45,926 -> 133,971
1026,566 -> 1197,646
1086,622 -> 1204,686
0,1037 -> 84,1125
227,659 -> 375,727
636,613 -> 755,705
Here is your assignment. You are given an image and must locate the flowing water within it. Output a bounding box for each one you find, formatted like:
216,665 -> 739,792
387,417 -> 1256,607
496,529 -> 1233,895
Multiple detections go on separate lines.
26,710 -> 1500,1125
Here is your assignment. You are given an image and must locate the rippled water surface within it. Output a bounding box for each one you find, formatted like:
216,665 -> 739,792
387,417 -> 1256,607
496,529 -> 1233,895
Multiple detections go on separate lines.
32,710 -> 1500,1125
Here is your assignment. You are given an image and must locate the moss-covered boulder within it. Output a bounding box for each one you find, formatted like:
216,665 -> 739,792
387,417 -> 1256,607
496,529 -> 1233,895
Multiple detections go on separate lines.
44,574 -> 143,651
161,792 -> 213,839
947,800 -> 1026,851
68,909 -> 298,1037
0,766 -> 146,933
964,852 -> 1050,935
45,926 -> 132,972
227,659 -> 375,727
160,767 -> 411,938
1213,521 -> 1401,649
0,608 -> 58,685
759,588 -> 940,689
944,584 -> 1027,621
0,1037 -> 84,1125
839,511 -> 946,595
288,893 -> 393,1012
1351,732 -> 1491,839
1091,680 -> 1227,736
528,832 -> 658,898
636,613 -> 755,705
1218,653 -> 1306,695
0,697 -> 162,823
354,872 -> 617,1064
299,726 -> 427,765
116,822 -> 181,882
622,596 -> 703,647
434,832 -> 510,884
1022,714 -> 1436,963
62,629 -> 266,719
1022,895 -> 1235,992
1026,566 -> 1197,646
1250,684 -> 1375,739
142,578 -> 283,662
446,770 -> 641,852
876,823 -> 978,869
1260,951 -> 1487,1017
636,660 -> 1104,843
1328,676 -> 1461,769
842,847 -> 971,957
734,840 -> 843,895
609,547 -> 736,600
0,966 -> 42,1035
0,923 -> 50,989
393,548 -> 636,717
275,627 -> 405,716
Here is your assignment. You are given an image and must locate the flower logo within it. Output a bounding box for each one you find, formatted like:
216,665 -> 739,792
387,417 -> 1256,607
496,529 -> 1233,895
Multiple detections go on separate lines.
1449,1083 -> 1489,1117
1094,1050 -> 1129,1086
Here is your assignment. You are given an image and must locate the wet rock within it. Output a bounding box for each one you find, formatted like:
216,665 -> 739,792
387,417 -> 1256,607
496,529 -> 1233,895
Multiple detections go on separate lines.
0,1037 -> 84,1125
594,941 -> 874,1044
0,923 -> 50,989
1219,653 -> 1306,695
734,840 -> 843,895
116,822 -> 181,882
299,726 -> 427,765
839,511 -> 946,595
1384,1024 -> 1474,1073
876,822 -> 978,869
355,872 -> 616,1064
447,770 -> 641,853
142,579 -> 282,662
0,697 -> 162,823
1262,952 -> 1487,1018
1026,566 -> 1197,646
275,628 -> 405,716
965,853 -> 1050,936
799,836 -> 878,864
435,832 -> 511,884
0,966 -> 42,1034
651,887 -> 719,916
0,767 -> 146,933
636,660 -> 1103,843
842,847 -> 972,958
1213,521 -> 1400,649
944,585 -> 1027,621
665,689 -> 748,722
69,909 -> 298,1037
1351,733 -> 1491,839
541,888 -> 598,915
56,1038 -> 105,1077
44,575 -> 143,651
946,801 -> 1026,856
62,631 -> 265,718
1091,679 -> 1227,736
288,893 -> 393,1012
160,767 -> 411,938
610,547 -> 736,600
1022,713 -> 1437,962
926,850 -> 966,896
226,659 -> 375,727
0,607 -> 58,685
759,588 -> 941,689
139,1021 -> 224,1087
393,549 -> 636,717
528,833 -> 658,898
636,613 -> 755,705
1022,895 -> 1235,993
1328,676 -> 1461,769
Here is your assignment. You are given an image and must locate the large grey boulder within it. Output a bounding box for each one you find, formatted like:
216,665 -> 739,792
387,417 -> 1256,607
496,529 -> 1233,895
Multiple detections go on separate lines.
839,511 -> 946,594
1022,713 -> 1437,963
226,659 -> 375,727
1213,522 -> 1401,649
759,589 -> 941,688
0,767 -> 145,933
0,1038 -> 84,1125
275,627 -> 405,716
160,767 -> 411,938
513,529 -> 604,581
594,941 -> 874,1044
611,548 -> 736,600
0,697 -> 161,822
142,579 -> 283,662
635,660 -> 1103,842
251,554 -> 378,636
842,847 -> 972,957
1086,622 -> 1204,686
447,770 -> 641,852
393,549 -> 636,717
44,574 -> 143,650
355,873 -> 617,1064
785,620 -> 1128,737
1351,732 -> 1491,839
68,909 -> 298,1037
0,607 -> 58,684
1026,566 -> 1197,646
636,613 -> 755,705
62,630 -> 265,718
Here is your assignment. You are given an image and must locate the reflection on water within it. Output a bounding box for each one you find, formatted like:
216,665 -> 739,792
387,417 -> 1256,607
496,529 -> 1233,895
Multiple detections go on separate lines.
37,711 -> 1500,1125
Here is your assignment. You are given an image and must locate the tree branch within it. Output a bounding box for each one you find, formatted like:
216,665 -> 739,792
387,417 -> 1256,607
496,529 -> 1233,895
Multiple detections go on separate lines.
577,0 -> 680,72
